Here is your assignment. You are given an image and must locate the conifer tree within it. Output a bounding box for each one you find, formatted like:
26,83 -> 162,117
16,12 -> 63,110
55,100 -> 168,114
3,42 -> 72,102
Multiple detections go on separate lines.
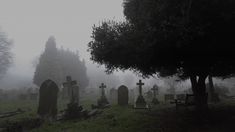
33,37 -> 89,91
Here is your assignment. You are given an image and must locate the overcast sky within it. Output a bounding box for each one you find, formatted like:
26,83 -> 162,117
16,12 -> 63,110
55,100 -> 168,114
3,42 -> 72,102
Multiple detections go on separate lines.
0,0 -> 124,80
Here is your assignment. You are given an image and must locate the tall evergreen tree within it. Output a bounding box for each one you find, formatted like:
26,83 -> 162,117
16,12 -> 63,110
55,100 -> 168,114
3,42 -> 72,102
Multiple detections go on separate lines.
33,37 -> 89,91
33,36 -> 60,86
58,48 -> 89,91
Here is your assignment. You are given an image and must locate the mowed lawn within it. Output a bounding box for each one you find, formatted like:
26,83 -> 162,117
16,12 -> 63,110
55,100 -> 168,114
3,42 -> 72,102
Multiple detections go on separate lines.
1,99 -> 235,132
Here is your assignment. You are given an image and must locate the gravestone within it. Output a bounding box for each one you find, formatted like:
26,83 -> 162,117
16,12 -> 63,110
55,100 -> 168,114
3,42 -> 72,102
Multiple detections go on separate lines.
63,76 -> 78,103
134,80 -> 148,109
151,84 -> 159,105
118,85 -> 129,106
72,85 -> 79,104
97,83 -> 109,107
145,90 -> 153,101
129,89 -> 135,104
109,88 -> 117,104
38,79 -> 59,119
63,76 -> 84,119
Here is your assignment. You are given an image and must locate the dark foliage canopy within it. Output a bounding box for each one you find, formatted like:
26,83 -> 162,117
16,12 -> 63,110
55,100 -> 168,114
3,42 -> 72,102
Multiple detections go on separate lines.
88,0 -> 235,79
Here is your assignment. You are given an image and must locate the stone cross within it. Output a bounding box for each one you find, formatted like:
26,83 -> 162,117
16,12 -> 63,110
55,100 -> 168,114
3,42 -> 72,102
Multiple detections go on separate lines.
63,76 -> 77,103
151,84 -> 158,98
136,80 -> 144,96
99,83 -> 106,97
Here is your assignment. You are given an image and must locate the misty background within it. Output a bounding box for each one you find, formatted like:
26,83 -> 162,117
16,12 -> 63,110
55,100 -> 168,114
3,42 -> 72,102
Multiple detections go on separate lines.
0,0 -> 234,94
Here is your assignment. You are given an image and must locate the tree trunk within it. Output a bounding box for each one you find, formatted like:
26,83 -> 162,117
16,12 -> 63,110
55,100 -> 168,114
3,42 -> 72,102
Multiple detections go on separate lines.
190,74 -> 208,112
208,75 -> 215,95
208,75 -> 220,103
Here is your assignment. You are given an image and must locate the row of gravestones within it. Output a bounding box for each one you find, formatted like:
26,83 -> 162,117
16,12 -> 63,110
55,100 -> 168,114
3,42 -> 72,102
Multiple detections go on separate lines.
95,80 -> 160,109
37,76 -> 160,120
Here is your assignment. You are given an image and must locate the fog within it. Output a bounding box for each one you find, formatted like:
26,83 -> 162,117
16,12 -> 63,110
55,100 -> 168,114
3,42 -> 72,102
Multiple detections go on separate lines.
0,0 -> 234,92
0,0 -> 127,89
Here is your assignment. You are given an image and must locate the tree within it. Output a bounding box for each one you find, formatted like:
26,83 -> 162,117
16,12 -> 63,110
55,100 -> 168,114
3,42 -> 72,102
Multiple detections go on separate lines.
58,48 -> 89,91
207,75 -> 220,103
33,36 -> 60,86
0,30 -> 13,79
88,0 -> 235,111
33,37 -> 89,91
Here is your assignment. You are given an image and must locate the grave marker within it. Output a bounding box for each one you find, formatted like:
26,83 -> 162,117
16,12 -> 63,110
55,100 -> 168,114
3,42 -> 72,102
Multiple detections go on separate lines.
129,89 -> 135,104
118,85 -> 129,106
97,83 -> 109,107
38,79 -> 59,119
62,76 -> 84,120
151,84 -> 159,104
109,88 -> 117,104
134,80 -> 148,109
63,76 -> 78,104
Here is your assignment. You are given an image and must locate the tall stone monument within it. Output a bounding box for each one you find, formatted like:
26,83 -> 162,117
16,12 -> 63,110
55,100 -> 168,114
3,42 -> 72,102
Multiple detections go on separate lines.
97,83 -> 109,107
63,76 -> 83,119
134,80 -> 147,108
63,76 -> 78,103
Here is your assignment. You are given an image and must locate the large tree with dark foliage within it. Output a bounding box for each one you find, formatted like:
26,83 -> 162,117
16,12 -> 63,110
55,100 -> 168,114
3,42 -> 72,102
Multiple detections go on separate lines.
0,30 -> 13,79
34,37 -> 89,91
88,0 -> 235,110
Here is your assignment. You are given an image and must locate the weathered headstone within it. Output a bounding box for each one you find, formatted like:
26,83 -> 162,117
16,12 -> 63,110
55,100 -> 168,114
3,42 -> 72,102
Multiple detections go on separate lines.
63,76 -> 84,120
38,79 -> 59,119
151,84 -> 159,105
134,80 -> 148,109
72,85 -> 79,104
63,76 -> 78,103
97,83 -> 109,107
109,88 -> 117,104
129,89 -> 135,104
145,90 -> 153,101
118,85 -> 129,106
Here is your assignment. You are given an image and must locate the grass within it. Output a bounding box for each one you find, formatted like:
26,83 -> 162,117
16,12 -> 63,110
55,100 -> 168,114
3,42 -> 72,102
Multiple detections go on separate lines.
1,98 -> 235,132
31,105 -> 154,132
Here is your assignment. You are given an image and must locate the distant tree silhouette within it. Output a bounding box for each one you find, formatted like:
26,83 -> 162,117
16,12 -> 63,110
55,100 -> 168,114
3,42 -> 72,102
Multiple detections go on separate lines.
33,36 -> 60,85
0,29 -> 13,79
88,0 -> 235,111
33,37 -> 89,91
58,48 -> 89,91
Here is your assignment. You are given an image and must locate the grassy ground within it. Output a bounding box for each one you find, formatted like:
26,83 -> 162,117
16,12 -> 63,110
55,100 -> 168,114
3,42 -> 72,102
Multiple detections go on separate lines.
1,99 -> 235,132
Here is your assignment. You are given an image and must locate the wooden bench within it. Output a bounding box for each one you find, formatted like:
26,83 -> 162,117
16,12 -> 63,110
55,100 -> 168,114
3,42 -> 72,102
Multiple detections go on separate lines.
171,94 -> 196,110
